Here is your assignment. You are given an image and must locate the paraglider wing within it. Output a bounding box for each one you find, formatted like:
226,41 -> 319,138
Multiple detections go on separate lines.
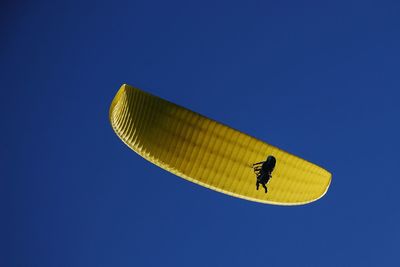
109,84 -> 331,205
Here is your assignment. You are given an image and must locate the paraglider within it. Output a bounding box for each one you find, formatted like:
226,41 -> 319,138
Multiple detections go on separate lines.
109,84 -> 331,205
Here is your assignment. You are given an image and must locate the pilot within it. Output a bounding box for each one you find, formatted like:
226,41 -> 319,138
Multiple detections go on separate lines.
256,155 -> 276,193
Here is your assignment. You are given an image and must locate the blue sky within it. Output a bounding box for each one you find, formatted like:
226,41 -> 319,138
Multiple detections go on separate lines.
2,0 -> 400,266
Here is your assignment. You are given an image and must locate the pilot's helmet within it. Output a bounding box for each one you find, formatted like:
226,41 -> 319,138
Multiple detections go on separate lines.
265,155 -> 276,168
266,155 -> 276,161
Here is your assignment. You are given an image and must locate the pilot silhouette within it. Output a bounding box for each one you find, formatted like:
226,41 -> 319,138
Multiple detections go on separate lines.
255,155 -> 276,193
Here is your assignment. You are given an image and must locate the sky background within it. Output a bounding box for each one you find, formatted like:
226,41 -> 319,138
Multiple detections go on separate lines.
2,0 -> 400,266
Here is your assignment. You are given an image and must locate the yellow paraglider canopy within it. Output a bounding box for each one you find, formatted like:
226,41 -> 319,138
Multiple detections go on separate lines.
109,84 -> 331,205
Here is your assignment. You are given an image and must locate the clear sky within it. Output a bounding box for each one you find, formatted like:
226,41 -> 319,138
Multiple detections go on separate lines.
2,0 -> 400,266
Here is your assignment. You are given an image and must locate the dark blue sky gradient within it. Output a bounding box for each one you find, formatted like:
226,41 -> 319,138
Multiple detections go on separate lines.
3,1 -> 400,266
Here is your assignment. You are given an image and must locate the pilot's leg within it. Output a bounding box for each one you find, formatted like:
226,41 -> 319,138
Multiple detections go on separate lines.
262,183 -> 268,193
256,181 -> 260,190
